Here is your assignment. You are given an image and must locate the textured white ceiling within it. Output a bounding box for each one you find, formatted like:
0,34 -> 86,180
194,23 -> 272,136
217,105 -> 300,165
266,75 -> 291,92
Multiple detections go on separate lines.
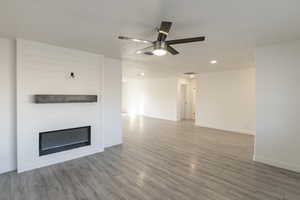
1,0 -> 300,78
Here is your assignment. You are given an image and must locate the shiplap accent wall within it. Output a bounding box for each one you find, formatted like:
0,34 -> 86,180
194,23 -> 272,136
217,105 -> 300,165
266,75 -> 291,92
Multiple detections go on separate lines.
0,37 -> 122,174
16,39 -> 122,173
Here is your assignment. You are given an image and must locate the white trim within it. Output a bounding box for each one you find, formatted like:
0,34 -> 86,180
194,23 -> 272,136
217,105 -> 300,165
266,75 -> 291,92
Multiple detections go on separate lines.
254,155 -> 300,173
142,114 -> 179,122
18,148 -> 104,173
195,124 -> 255,135
104,142 -> 122,149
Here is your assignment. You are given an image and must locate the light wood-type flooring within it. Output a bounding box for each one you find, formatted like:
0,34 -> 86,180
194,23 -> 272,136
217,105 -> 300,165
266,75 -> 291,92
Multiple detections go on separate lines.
1,116 -> 300,199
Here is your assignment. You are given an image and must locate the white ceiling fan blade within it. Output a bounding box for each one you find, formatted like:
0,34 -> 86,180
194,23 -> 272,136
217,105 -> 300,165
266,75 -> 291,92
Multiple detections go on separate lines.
118,36 -> 153,44
136,46 -> 154,55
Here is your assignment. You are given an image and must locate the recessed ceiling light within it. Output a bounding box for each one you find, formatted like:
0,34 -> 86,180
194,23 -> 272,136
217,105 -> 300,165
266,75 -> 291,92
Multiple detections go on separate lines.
139,72 -> 145,77
136,50 -> 142,54
210,60 -> 217,64
152,49 -> 167,56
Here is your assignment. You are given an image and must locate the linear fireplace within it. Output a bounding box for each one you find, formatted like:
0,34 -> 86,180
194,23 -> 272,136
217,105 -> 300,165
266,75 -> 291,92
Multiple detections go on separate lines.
39,126 -> 91,156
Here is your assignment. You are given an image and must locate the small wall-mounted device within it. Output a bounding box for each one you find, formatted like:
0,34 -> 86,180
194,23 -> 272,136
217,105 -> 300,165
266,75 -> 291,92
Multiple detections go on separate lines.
70,72 -> 75,79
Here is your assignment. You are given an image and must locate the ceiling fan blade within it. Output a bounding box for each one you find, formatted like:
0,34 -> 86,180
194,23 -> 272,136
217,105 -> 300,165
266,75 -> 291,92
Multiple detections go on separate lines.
118,36 -> 153,44
157,21 -> 172,41
135,46 -> 154,55
165,36 -> 205,45
166,45 -> 179,55
144,52 -> 154,55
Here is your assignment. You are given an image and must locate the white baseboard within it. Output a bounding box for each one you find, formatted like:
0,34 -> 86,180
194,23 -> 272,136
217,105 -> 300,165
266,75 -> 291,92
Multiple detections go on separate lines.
17,148 -> 104,173
104,142 -> 122,149
0,166 -> 17,175
254,155 -> 300,173
195,124 -> 255,135
142,114 -> 178,122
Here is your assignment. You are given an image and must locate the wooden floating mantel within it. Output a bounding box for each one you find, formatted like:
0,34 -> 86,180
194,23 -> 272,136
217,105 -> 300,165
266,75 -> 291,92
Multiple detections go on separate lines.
34,95 -> 98,104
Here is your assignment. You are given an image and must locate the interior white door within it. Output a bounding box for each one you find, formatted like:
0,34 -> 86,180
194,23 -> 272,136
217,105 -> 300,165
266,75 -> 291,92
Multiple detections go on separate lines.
191,83 -> 196,120
180,84 -> 187,120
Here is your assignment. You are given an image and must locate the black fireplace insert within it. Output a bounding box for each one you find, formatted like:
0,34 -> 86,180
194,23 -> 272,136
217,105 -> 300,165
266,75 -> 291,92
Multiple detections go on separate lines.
39,126 -> 91,156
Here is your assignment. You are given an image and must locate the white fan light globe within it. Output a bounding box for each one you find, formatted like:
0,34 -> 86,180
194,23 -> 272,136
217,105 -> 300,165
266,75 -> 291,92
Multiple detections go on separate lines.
153,49 -> 167,56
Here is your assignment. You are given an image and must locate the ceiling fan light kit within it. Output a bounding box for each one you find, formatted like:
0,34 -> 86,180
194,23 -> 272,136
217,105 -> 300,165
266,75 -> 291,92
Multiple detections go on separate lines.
118,21 -> 206,56
152,49 -> 167,56
153,41 -> 167,56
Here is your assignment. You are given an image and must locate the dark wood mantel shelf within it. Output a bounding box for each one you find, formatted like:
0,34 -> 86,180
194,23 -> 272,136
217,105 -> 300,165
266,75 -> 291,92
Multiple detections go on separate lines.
34,95 -> 98,104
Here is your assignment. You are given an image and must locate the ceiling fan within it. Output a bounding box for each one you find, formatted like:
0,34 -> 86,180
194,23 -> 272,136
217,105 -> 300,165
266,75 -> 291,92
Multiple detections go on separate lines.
118,21 -> 205,56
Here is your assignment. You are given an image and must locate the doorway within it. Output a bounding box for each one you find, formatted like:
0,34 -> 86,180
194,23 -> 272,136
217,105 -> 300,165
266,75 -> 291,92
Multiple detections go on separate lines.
179,81 -> 196,121
180,84 -> 187,120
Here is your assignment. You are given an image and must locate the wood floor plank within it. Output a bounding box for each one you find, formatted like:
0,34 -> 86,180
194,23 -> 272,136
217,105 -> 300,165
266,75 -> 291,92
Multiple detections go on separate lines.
0,173 -> 11,200
1,116 -> 300,200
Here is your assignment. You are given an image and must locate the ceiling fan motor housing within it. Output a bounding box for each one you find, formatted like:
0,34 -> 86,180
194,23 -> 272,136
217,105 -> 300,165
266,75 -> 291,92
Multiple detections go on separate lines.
154,41 -> 167,50
118,21 -> 205,56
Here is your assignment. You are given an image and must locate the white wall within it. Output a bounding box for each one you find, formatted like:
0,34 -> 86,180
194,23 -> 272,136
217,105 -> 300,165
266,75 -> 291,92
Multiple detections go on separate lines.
0,38 -> 16,174
195,68 -> 256,135
124,77 -> 178,121
255,40 -> 300,172
103,58 -> 122,148
122,82 -> 128,113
